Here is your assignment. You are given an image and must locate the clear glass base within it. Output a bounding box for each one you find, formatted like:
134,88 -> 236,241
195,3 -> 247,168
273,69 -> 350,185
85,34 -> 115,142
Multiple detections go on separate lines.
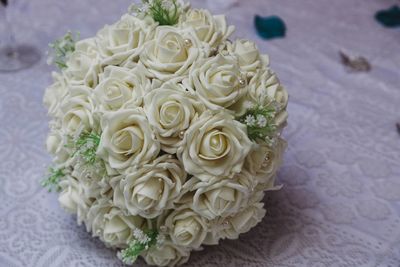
0,44 -> 40,72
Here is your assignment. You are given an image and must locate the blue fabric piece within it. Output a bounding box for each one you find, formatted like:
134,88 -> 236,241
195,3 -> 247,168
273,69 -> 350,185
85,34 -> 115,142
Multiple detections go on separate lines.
375,5 -> 400,28
254,15 -> 286,40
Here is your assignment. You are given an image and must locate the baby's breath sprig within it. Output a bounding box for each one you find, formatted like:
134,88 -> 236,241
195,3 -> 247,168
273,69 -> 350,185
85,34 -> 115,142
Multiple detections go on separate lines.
130,0 -> 181,26
70,132 -> 102,166
238,104 -> 278,145
48,31 -> 79,70
118,229 -> 160,264
41,167 -> 65,192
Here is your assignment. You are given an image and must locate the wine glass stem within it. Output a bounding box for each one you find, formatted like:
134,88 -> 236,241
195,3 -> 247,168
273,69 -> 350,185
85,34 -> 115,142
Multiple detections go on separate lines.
1,5 -> 17,55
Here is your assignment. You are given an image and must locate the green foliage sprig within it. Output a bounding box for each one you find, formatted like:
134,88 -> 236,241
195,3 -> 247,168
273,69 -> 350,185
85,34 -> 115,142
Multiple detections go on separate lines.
41,167 -> 65,192
130,0 -> 181,26
48,31 -> 79,70
238,105 -> 278,145
118,229 -> 160,264
71,132 -> 101,165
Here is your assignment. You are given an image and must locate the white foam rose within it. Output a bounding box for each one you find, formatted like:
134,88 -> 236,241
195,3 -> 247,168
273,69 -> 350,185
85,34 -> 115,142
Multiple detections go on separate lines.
177,111 -> 252,181
69,160 -> 110,199
216,201 -> 266,240
187,54 -> 246,110
249,69 -> 288,128
244,137 -> 286,188
231,68 -> 289,124
60,86 -> 97,137
226,39 -> 269,77
65,38 -> 101,88
140,26 -> 204,81
249,69 -> 288,107
94,65 -> 151,111
143,239 -> 190,267
46,130 -> 71,164
180,9 -> 234,49
112,155 -> 187,218
164,208 -> 208,248
43,72 -> 69,119
185,176 -> 250,220
97,14 -> 155,65
58,175 -> 93,225
143,81 -> 205,153
98,108 -> 160,172
86,198 -> 147,248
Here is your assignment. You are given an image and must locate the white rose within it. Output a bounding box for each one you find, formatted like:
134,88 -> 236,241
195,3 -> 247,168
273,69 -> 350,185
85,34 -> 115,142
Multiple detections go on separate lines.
143,82 -> 205,153
46,130 -> 70,164
144,239 -> 190,267
188,54 -> 246,110
94,65 -> 151,111
69,160 -> 110,199
86,198 -> 146,248
58,175 -> 93,225
248,69 -> 288,107
59,86 -> 97,137
181,9 -> 234,49
185,176 -> 250,220
140,26 -> 204,81
65,38 -> 101,88
226,39 -> 268,77
244,138 -> 286,188
231,68 -> 289,125
98,108 -> 160,171
216,201 -> 266,240
112,155 -> 187,218
177,111 -> 252,181
97,14 -> 155,65
164,208 -> 208,248
43,72 -> 69,119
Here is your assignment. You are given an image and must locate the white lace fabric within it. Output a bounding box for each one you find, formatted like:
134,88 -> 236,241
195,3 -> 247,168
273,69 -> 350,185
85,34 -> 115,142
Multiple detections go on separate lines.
0,0 -> 399,266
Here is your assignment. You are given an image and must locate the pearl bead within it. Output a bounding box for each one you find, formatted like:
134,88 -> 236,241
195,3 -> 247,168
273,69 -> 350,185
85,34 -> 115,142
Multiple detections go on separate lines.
184,39 -> 192,47
179,131 -> 185,139
238,78 -> 246,87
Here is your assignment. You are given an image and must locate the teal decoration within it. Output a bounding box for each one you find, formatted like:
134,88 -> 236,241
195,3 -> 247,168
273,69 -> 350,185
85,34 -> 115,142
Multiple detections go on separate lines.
375,5 -> 400,28
254,15 -> 286,40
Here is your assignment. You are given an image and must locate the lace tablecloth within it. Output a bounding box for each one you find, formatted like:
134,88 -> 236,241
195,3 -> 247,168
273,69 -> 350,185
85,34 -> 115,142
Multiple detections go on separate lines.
1,0 -> 399,266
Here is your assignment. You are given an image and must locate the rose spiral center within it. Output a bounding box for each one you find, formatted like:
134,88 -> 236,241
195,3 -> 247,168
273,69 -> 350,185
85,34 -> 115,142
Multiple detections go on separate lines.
199,129 -> 231,160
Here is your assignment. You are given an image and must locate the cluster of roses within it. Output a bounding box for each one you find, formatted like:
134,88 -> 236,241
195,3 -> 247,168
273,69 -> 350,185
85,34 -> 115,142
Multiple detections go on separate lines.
44,3 -> 288,266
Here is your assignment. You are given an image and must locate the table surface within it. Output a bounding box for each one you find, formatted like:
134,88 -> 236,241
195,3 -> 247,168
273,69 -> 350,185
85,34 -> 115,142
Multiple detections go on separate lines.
0,0 -> 399,266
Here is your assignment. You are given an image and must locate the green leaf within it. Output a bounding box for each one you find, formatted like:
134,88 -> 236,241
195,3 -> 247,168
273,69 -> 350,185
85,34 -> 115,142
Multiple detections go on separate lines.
70,132 -> 102,166
237,104 -> 278,145
48,31 -> 80,70
119,229 -> 159,264
41,167 -> 65,192
131,0 -> 181,26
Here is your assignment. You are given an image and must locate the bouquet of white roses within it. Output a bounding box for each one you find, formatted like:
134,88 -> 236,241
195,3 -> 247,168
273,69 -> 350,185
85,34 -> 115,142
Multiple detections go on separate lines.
43,0 -> 288,266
